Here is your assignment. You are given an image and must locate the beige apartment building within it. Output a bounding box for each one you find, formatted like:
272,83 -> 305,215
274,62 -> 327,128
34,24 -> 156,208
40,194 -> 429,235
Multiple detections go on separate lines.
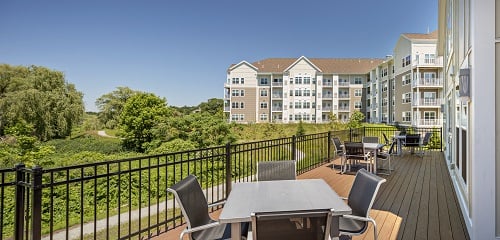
366,31 -> 444,128
224,57 -> 383,123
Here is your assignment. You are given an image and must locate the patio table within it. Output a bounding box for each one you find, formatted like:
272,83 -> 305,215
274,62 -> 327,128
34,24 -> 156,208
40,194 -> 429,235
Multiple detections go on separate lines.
219,179 -> 351,240
363,143 -> 385,174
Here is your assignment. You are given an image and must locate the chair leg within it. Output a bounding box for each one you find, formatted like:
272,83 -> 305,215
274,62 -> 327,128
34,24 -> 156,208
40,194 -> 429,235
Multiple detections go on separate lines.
368,218 -> 378,240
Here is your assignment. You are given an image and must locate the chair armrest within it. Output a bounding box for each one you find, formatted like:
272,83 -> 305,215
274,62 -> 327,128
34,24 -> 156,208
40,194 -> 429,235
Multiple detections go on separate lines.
341,214 -> 372,222
208,200 -> 226,208
183,221 -> 222,234
341,197 -> 348,201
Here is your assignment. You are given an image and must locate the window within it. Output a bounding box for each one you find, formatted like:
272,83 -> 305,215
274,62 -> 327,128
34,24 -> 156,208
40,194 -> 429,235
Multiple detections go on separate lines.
295,77 -> 302,84
382,82 -> 388,92
232,89 -> 244,97
260,78 -> 268,85
295,89 -> 302,96
402,93 -> 412,103
303,77 -> 311,84
260,89 -> 268,97
402,74 -> 411,85
295,114 -> 302,121
402,112 -> 411,122
354,101 -> 362,109
303,89 -> 311,96
354,77 -> 362,84
231,78 -> 240,84
295,101 -> 301,109
260,114 -> 268,121
304,101 -> 311,109
231,114 -> 244,121
260,102 -> 268,109
354,89 -> 362,97
402,55 -> 411,67
290,90 -> 294,96
382,99 -> 388,106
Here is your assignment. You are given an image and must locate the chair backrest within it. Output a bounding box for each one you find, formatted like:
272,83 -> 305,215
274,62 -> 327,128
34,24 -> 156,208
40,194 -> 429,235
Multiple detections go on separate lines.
422,132 -> 432,145
251,209 -> 333,240
331,137 -> 344,154
387,140 -> 396,154
404,134 -> 421,146
257,160 -> 296,181
166,175 -> 211,232
362,136 -> 379,144
347,169 -> 386,219
343,142 -> 365,158
382,133 -> 390,145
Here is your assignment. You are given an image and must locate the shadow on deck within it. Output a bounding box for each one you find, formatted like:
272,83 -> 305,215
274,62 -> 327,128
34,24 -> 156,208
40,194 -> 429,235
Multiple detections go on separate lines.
155,151 -> 469,240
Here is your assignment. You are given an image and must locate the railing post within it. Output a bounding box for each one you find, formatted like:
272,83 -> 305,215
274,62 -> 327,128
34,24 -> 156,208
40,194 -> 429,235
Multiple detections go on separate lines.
14,163 -> 26,240
440,127 -> 443,152
349,128 -> 353,142
292,135 -> 297,160
327,131 -> 332,161
31,166 -> 43,240
225,142 -> 232,198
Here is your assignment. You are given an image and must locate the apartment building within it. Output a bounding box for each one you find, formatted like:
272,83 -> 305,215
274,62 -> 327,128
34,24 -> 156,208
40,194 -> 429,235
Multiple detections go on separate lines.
366,31 -> 443,128
224,56 -> 383,123
437,0 -> 497,238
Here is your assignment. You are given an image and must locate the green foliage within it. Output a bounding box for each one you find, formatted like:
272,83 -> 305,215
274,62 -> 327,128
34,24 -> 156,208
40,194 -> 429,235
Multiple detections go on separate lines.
96,87 -> 141,129
347,111 -> 365,129
119,93 -> 171,152
173,112 -> 235,148
146,138 -> 197,155
0,64 -> 84,141
198,98 -> 223,115
296,121 -> 306,136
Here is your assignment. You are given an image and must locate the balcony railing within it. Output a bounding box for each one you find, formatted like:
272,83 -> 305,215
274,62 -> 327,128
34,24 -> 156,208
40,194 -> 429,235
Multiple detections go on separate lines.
412,56 -> 443,67
339,94 -> 350,99
272,82 -> 283,87
323,94 -> 333,99
224,106 -> 230,112
412,98 -> 442,107
412,78 -> 443,87
272,107 -> 283,111
322,82 -> 333,87
338,107 -> 350,112
412,119 -> 443,126
0,127 -> 443,240
272,94 -> 283,98
338,82 -> 349,86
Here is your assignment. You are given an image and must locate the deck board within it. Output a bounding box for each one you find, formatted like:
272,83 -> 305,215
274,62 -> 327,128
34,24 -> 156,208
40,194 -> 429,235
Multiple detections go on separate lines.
155,151 -> 470,240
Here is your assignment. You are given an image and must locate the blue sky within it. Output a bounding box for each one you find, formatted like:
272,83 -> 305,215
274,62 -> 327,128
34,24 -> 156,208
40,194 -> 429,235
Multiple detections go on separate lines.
0,0 -> 437,112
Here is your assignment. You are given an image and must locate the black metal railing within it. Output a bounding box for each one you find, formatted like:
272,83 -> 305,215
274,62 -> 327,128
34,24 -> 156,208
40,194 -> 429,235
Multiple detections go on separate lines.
0,127 -> 442,240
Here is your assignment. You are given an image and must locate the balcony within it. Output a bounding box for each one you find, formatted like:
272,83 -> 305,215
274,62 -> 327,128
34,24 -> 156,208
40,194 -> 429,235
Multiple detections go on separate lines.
412,78 -> 443,88
224,106 -> 230,112
339,82 -> 350,87
323,94 -> 334,99
160,134 -> 467,240
339,94 -> 350,99
4,128 -> 469,240
272,82 -> 283,87
412,55 -> 443,67
271,107 -> 283,111
322,82 -> 333,87
338,107 -> 350,112
412,98 -> 442,107
413,118 -> 443,127
322,106 -> 332,111
272,94 -> 283,99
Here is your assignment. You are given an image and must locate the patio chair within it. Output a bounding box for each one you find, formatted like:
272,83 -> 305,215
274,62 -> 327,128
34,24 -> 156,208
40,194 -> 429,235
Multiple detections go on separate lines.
336,169 -> 386,240
250,209 -> 334,240
167,175 -> 248,240
403,134 -> 421,155
331,137 -> 347,173
376,140 -> 396,175
257,160 -> 296,181
344,142 -> 372,173
362,136 -> 379,144
416,132 -> 433,157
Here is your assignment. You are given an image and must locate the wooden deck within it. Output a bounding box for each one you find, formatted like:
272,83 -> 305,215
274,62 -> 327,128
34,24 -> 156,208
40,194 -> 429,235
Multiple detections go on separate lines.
156,151 -> 470,240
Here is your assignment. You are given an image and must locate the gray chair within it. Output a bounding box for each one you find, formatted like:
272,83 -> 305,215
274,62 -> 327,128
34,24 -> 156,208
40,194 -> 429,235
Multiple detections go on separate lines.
257,160 -> 296,181
344,142 -> 371,173
337,169 -> 386,240
331,137 -> 347,173
362,136 -> 379,144
403,134 -> 421,154
382,133 -> 391,146
376,140 -> 396,175
250,209 -> 334,240
167,175 -> 247,240
417,132 -> 433,156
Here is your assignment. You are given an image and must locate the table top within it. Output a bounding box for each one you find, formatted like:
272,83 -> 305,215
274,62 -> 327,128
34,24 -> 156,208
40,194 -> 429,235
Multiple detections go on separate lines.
219,179 -> 351,224
363,143 -> 385,149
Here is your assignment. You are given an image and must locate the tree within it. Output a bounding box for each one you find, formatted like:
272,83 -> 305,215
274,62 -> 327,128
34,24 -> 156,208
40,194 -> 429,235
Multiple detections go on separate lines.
173,112 -> 235,148
119,93 -> 171,152
347,111 -> 365,129
198,98 -> 224,115
96,87 -> 141,129
0,64 -> 84,141
296,121 -> 306,136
